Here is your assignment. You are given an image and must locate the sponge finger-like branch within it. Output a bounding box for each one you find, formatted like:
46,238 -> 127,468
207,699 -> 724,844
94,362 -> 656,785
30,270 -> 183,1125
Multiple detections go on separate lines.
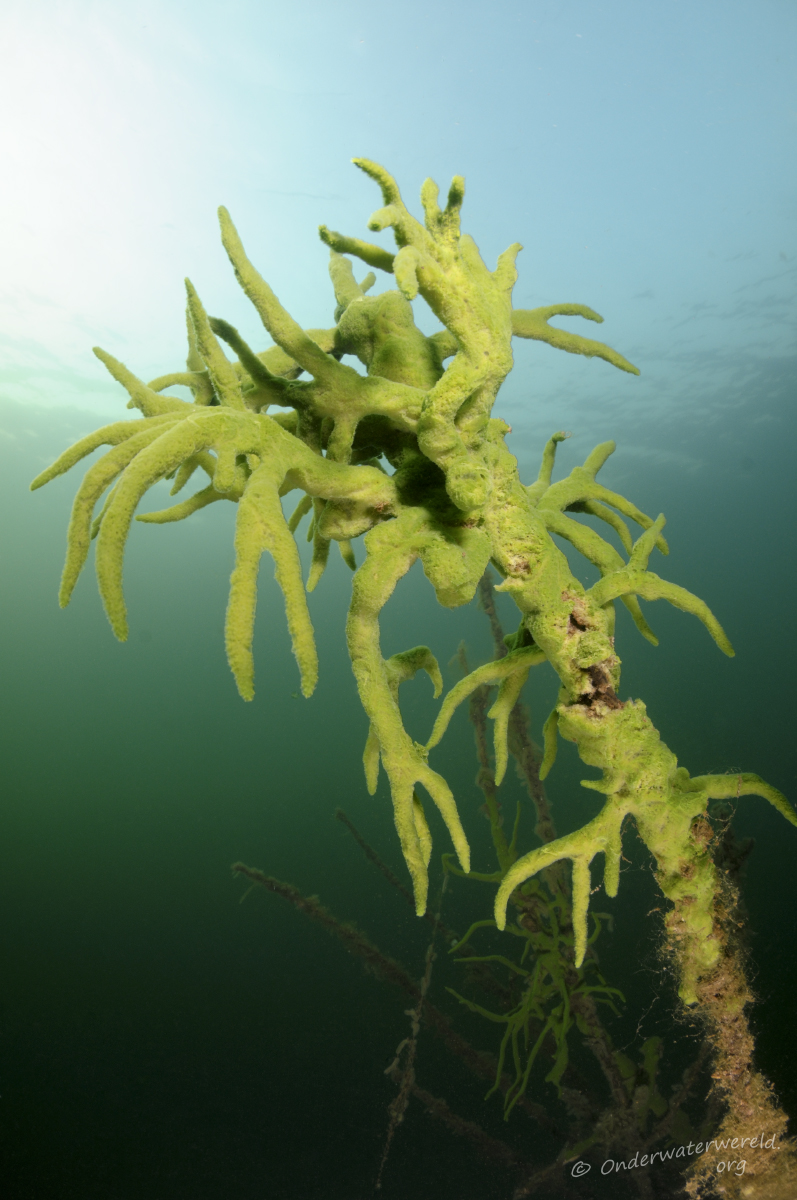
570,859 -> 592,968
59,423 -> 177,607
540,509 -> 625,576
526,432 -> 570,504
385,646 -> 443,698
540,470 -> 669,554
494,805 -> 626,966
488,666 -> 531,787
392,781 -> 434,916
589,569 -> 734,657
512,306 -> 640,375
209,317 -> 293,407
590,484 -> 669,554
185,280 -> 246,411
444,176 -> 465,231
135,484 -> 230,524
693,773 -> 797,828
170,452 -> 216,494
581,441 -> 617,479
363,647 -> 443,794
619,596 -> 659,646
355,159 -> 438,260
146,369 -> 215,409
539,709 -> 559,781
426,646 -> 545,751
287,493 -> 313,534
420,177 -> 442,232
569,500 -> 633,554
318,226 -> 396,273
493,243 -> 523,291
416,765 -> 470,883
328,251 -> 362,310
306,505 -> 331,593
327,251 -> 375,316
412,792 -> 433,870
392,245 -> 423,300
95,412 -> 260,639
629,514 -> 666,571
93,349 -> 192,417
226,463 -> 318,700
353,157 -> 404,207
219,207 -> 338,383
30,414 -> 179,491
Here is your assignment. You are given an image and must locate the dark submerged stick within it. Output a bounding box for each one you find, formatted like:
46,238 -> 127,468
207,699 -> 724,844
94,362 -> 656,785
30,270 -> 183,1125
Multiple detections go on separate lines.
231,863 -> 558,1133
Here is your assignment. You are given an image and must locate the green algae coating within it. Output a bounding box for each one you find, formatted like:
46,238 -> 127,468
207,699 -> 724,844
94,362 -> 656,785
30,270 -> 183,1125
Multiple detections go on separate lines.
33,160 -> 796,1010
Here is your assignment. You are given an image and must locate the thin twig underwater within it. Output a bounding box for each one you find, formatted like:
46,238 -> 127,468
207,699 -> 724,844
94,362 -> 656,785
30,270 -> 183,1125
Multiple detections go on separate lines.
34,160 -> 796,1198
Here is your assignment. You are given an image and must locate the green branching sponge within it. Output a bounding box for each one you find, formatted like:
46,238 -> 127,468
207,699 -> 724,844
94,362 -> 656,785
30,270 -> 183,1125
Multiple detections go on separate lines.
34,161 -> 797,1192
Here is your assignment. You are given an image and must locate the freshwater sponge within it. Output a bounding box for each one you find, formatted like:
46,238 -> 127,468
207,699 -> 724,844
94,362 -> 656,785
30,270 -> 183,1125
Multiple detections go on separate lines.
33,160 -> 796,999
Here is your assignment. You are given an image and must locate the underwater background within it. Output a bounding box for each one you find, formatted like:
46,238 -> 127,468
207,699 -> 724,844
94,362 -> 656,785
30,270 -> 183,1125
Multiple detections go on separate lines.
1,2 -> 795,1197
